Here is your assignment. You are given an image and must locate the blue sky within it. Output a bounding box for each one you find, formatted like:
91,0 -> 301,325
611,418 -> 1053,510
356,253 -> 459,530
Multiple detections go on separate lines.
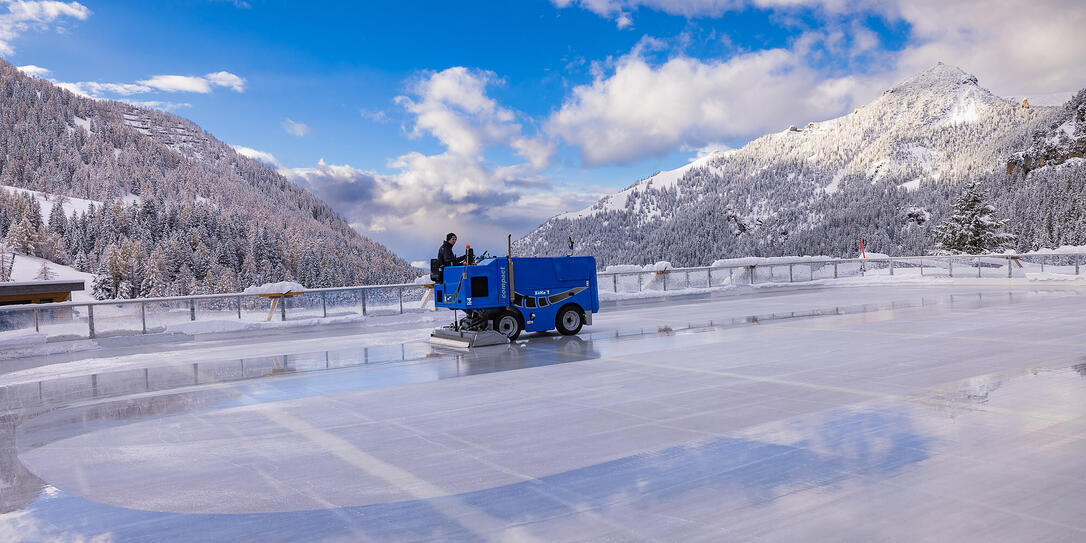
4,0 -> 1086,262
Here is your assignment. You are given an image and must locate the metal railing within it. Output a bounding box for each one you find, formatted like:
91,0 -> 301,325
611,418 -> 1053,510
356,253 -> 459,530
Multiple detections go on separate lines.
0,252 -> 1081,346
0,282 -> 432,343
594,253 -> 1084,294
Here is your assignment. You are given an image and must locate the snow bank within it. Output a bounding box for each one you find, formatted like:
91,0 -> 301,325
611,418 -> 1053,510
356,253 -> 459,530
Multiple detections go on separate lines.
414,275 -> 433,285
643,261 -> 672,272
242,281 -> 305,295
1025,272 -> 1085,282
1012,245 -> 1086,256
710,255 -> 835,267
603,265 -> 643,273
0,332 -> 46,349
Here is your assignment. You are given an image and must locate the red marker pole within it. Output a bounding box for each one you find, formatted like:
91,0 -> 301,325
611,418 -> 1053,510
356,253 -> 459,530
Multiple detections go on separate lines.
860,238 -> 866,259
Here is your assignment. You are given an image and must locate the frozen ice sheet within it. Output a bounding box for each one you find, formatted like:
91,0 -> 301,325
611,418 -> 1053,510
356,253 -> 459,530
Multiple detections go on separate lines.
3,283 -> 1086,541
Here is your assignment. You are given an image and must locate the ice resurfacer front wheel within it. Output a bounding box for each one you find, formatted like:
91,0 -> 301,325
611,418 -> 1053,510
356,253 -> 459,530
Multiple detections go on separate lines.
494,310 -> 523,340
556,304 -> 584,336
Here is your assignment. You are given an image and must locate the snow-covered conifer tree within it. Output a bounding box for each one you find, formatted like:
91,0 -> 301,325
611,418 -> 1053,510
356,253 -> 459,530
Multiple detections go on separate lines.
91,260 -> 115,299
48,201 -> 66,236
933,181 -> 1015,254
6,216 -> 35,255
34,260 -> 55,281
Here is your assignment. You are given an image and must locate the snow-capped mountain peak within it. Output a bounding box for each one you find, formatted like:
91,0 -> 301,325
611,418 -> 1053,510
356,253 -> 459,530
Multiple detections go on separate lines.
517,63 -> 1064,265
887,62 -> 979,95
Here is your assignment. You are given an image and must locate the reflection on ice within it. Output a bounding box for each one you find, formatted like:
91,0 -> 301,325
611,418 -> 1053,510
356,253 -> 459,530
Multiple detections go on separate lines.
5,405 -> 933,542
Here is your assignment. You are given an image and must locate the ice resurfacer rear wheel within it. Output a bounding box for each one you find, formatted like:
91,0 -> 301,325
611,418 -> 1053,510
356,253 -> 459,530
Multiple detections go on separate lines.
556,304 -> 584,336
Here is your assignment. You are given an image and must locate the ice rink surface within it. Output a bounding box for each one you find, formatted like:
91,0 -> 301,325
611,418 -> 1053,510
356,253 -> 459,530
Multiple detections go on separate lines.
3,283 -> 1086,542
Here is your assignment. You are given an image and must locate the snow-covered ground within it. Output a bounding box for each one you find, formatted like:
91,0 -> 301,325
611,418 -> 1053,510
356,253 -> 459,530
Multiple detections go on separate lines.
1,185 -> 101,218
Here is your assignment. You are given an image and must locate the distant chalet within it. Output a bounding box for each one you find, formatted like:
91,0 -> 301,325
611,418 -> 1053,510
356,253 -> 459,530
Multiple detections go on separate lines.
0,280 -> 85,309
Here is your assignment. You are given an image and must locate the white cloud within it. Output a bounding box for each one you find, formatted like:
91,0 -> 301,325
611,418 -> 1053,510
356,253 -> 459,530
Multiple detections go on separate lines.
0,0 -> 90,55
232,145 -> 281,167
137,72 -> 244,94
547,0 -> 1086,166
16,64 -> 48,76
552,0 -> 863,27
205,70 -> 246,92
547,46 -> 872,166
395,67 -> 519,156
124,100 -> 192,111
56,80 -> 151,97
557,0 -> 1086,101
139,74 -> 212,93
282,118 -> 311,136
887,0 -> 1086,100
282,67 -> 576,256
686,142 -> 733,160
359,108 -> 389,122
40,67 -> 246,99
511,137 -> 556,170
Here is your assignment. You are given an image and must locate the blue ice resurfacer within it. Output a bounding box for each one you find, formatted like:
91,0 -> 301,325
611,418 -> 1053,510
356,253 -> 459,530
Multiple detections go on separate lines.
429,240 -> 599,348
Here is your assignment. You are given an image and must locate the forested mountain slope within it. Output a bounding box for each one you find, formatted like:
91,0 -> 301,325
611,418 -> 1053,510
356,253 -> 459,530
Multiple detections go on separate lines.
518,64 -> 1067,266
0,60 -> 414,297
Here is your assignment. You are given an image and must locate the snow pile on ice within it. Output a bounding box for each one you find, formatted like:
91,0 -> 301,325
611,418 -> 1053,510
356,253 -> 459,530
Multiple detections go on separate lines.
643,261 -> 672,272
242,281 -> 306,295
414,275 -> 433,285
1025,272 -> 1085,282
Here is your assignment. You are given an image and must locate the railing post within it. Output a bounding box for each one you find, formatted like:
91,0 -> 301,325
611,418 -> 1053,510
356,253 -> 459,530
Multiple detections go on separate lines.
33,308 -> 39,332
707,268 -> 712,287
920,259 -> 924,276
977,258 -> 982,278
87,305 -> 95,339
399,287 -> 404,314
749,266 -> 755,285
321,291 -> 327,318
662,273 -> 667,291
280,297 -> 287,321
140,302 -> 147,334
833,262 -> 838,279
1040,256 -> 1044,273
788,264 -> 794,283
1007,257 -> 1012,278
237,296 -> 242,319
1076,255 -> 1081,276
948,257 -> 953,277
889,258 -> 894,276
685,271 -> 690,289
361,289 -> 367,316
613,273 -> 618,293
637,274 -> 642,292
189,298 -> 196,321
728,267 -> 733,285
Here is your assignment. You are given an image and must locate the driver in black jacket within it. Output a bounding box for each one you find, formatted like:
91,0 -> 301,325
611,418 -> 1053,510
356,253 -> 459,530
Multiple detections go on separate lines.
438,233 -> 466,268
